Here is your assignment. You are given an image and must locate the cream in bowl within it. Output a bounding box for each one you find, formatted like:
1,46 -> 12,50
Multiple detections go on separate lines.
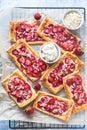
63,10 -> 84,30
40,42 -> 61,64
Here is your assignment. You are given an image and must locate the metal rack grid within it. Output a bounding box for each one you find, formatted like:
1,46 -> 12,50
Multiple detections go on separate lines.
9,120 -> 85,129
11,7 -> 86,21
9,7 -> 86,129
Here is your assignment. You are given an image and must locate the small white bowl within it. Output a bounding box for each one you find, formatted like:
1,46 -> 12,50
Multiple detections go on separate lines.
63,10 -> 84,30
39,42 -> 61,64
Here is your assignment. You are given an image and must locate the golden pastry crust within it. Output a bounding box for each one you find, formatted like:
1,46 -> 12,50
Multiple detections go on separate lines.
1,70 -> 37,108
40,52 -> 84,94
33,91 -> 74,122
63,71 -> 87,114
37,17 -> 81,53
7,39 -> 48,82
9,21 -> 46,44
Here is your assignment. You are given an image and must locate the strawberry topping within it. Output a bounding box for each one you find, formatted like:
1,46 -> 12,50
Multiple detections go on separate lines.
12,45 -> 47,79
48,57 -> 75,87
37,95 -> 68,115
66,75 -> 87,106
12,49 -> 19,56
43,24 -> 78,51
15,22 -> 44,42
8,77 -> 32,102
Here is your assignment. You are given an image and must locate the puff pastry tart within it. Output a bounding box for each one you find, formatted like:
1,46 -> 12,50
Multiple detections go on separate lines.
41,52 -> 84,94
33,91 -> 74,122
9,21 -> 45,44
7,39 -> 48,82
1,70 -> 37,108
63,71 -> 87,113
37,17 -> 81,53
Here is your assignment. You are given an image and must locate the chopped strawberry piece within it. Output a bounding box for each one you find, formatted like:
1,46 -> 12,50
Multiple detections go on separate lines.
15,90 -> 21,98
48,76 -> 54,83
62,42 -> 69,50
8,85 -> 16,91
13,77 -> 21,85
20,45 -> 26,52
34,24 -> 39,29
34,82 -> 41,90
30,55 -> 35,61
33,69 -> 38,74
41,96 -> 47,103
66,78 -> 72,86
26,66 -> 33,74
32,73 -> 41,78
44,105 -> 50,111
70,63 -> 75,69
41,64 -> 47,71
48,24 -> 54,28
44,28 -> 49,34
52,26 -> 58,33
26,37 -> 32,42
17,83 -> 24,90
17,56 -> 25,64
26,25 -> 32,32
37,60 -> 43,66
10,90 -> 17,96
48,98 -> 55,105
65,58 -> 70,64
57,26 -> 64,32
12,49 -> 19,56
33,33 -> 38,40
73,75 -> 82,85
52,83 -> 57,87
16,25 -> 23,32
25,58 -> 31,66
24,83 -> 30,90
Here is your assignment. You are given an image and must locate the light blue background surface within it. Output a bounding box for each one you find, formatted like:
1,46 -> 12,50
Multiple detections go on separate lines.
0,0 -> 87,130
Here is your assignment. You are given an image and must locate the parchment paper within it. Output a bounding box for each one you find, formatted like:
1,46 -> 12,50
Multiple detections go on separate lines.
0,8 -> 87,125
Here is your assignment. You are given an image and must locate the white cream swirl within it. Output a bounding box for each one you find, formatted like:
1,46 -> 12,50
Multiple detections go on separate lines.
41,42 -> 59,62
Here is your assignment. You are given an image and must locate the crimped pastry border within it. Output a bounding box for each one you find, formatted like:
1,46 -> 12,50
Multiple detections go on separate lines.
9,21 -> 46,44
7,39 -> 49,82
40,52 -> 84,94
63,71 -> 87,114
37,17 -> 81,53
1,70 -> 37,108
33,91 -> 74,122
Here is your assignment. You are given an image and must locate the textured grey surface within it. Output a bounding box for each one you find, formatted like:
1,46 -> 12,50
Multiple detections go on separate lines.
0,0 -> 87,130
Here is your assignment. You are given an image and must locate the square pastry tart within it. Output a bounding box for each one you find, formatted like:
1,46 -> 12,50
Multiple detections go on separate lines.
63,71 -> 87,114
7,39 -> 48,82
1,70 -> 37,108
33,91 -> 74,122
37,17 -> 81,53
9,21 -> 46,44
41,52 -> 84,94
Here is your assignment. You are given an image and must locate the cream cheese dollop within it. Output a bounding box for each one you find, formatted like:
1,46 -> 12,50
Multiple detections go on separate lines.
41,42 -> 58,62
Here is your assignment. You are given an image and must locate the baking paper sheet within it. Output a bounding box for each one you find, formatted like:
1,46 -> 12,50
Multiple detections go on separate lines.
0,8 -> 87,125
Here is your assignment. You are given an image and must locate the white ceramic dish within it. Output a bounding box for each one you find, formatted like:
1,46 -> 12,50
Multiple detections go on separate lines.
63,10 -> 84,30
39,42 -> 61,64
